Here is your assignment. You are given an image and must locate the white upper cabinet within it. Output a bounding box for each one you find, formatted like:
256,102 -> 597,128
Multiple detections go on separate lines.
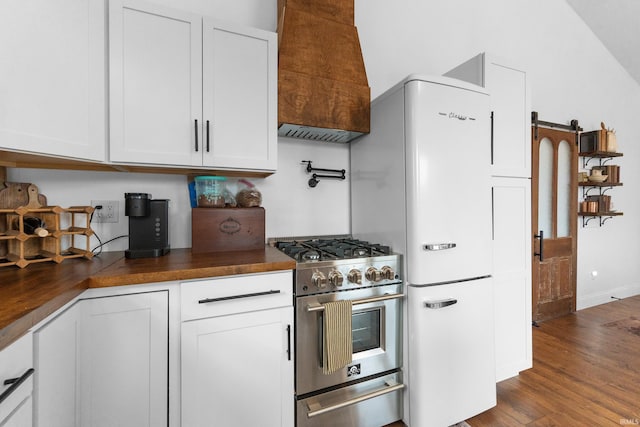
109,0 -> 202,166
202,20 -> 277,170
109,0 -> 277,172
445,53 -> 531,178
486,59 -> 530,178
0,0 -> 106,162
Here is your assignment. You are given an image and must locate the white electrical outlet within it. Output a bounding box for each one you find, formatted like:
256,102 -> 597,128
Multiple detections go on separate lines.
91,200 -> 120,223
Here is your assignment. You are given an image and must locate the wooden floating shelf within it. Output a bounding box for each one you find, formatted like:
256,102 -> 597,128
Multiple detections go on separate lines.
578,182 -> 623,187
578,211 -> 623,227
578,151 -> 623,158
578,211 -> 623,217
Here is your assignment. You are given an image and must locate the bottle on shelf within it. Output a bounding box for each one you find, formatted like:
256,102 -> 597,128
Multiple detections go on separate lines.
13,216 -> 49,237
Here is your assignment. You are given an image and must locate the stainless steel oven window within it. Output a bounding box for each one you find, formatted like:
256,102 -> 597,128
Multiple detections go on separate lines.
318,306 -> 386,365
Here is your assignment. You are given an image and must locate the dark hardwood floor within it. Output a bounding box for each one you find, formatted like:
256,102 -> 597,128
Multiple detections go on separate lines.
470,294 -> 640,426
386,295 -> 640,426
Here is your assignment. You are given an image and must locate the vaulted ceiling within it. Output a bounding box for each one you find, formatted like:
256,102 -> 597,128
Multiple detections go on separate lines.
566,0 -> 640,85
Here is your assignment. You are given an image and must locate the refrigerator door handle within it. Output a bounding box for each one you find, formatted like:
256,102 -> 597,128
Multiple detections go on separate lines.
424,298 -> 458,309
423,243 -> 457,251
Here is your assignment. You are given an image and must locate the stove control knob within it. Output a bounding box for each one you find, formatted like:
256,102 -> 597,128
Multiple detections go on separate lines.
366,267 -> 382,282
381,266 -> 395,280
311,272 -> 327,289
328,270 -> 344,287
347,269 -> 362,284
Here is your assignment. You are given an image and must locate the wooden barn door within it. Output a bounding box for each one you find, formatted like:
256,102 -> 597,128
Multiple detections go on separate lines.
531,123 -> 578,323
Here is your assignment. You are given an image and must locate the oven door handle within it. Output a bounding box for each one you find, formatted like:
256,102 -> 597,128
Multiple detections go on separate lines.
306,380 -> 404,418
306,292 -> 404,312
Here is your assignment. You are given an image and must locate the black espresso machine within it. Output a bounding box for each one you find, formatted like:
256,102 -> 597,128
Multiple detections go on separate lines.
124,193 -> 170,259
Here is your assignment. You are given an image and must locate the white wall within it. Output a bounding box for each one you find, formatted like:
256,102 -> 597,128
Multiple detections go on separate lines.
8,0 -> 639,307
354,0 -> 640,308
9,138 -> 350,250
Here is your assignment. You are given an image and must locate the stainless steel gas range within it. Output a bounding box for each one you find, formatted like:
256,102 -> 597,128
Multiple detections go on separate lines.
269,235 -> 404,427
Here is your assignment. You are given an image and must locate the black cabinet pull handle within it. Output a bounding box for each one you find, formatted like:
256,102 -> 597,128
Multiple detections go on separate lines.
0,368 -> 34,405
534,230 -> 544,261
286,324 -> 291,361
206,120 -> 210,152
198,290 -> 281,304
194,119 -> 199,152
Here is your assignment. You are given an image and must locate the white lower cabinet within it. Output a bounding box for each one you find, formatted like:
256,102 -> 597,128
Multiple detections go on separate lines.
181,271 -> 294,427
34,303 -> 80,426
0,397 -> 32,427
492,177 -> 532,381
0,333 -> 33,427
33,290 -> 169,427
78,291 -> 169,427
24,272 -> 295,426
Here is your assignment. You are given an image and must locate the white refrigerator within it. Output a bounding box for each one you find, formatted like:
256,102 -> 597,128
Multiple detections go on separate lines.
351,75 -> 496,426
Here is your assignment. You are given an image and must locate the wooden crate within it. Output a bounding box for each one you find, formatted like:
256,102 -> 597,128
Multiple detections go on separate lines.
191,207 -> 265,253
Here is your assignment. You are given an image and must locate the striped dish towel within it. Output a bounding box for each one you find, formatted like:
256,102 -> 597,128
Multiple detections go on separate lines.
322,300 -> 353,374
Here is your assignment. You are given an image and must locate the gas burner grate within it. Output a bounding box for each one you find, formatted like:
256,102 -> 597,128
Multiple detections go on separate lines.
269,235 -> 391,262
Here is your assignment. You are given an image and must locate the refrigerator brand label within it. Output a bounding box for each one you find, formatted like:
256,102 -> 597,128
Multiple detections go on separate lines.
439,112 -> 476,121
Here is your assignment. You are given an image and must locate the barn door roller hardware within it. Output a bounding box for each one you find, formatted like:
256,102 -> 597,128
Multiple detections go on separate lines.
301,160 -> 346,188
531,111 -> 581,140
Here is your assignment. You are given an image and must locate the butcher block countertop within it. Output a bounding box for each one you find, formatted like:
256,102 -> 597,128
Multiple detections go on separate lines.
0,246 -> 295,351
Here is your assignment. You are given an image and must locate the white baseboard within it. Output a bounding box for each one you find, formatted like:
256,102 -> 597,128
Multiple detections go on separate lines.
577,284 -> 640,310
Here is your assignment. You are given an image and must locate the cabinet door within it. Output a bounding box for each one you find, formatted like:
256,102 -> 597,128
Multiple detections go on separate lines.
492,177 -> 532,381
444,53 -> 531,178
78,291 -> 168,427
486,59 -> 531,178
109,0 -> 202,166
202,19 -> 277,171
0,334 -> 33,427
0,0 -> 106,161
34,304 -> 80,427
0,395 -> 32,427
182,307 -> 294,427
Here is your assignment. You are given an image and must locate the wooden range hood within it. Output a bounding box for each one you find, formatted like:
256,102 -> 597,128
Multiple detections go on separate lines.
277,0 -> 370,143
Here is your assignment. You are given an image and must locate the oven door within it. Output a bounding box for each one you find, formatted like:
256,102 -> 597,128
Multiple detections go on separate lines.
295,283 -> 403,395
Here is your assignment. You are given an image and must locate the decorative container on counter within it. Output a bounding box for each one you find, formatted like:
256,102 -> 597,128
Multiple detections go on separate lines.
191,207 -> 265,253
0,183 -> 94,269
194,176 -> 227,208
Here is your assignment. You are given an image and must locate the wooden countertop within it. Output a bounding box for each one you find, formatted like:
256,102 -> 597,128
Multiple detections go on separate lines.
0,246 -> 295,351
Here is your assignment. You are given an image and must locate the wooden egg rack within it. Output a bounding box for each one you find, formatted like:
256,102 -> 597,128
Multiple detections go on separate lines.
0,184 -> 95,269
